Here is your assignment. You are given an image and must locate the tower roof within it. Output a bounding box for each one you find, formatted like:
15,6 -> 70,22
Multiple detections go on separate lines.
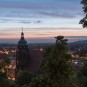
18,30 -> 28,46
21,32 -> 24,36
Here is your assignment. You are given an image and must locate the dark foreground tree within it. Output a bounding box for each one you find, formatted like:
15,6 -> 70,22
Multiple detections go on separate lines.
0,57 -> 13,87
78,61 -> 87,87
40,36 -> 75,87
0,57 -> 11,74
80,0 -> 87,28
16,71 -> 34,87
20,36 -> 76,87
79,1 -> 87,87
0,72 -> 15,87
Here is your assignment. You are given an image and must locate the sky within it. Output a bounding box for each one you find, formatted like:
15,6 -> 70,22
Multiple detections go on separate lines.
0,0 -> 86,43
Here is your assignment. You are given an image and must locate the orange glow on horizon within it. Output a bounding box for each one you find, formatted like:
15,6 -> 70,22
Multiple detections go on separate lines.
0,28 -> 87,39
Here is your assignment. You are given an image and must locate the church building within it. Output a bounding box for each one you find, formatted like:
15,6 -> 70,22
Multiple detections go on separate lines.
16,30 -> 29,74
16,30 -> 44,76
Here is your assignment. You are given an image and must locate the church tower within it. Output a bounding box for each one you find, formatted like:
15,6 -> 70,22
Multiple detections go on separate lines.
16,29 -> 29,72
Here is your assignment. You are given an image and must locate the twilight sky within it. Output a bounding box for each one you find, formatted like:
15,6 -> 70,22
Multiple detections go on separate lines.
0,0 -> 87,42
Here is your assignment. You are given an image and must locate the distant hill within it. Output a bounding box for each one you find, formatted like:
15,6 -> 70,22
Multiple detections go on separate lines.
72,40 -> 87,44
69,40 -> 87,51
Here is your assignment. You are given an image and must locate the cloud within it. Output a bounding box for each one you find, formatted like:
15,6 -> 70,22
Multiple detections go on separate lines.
0,17 -> 42,25
20,21 -> 31,24
33,20 -> 42,23
0,18 -> 14,23
0,0 -> 83,29
39,11 -> 75,18
0,32 -> 15,35
20,20 -> 42,24
0,0 -> 82,19
0,1 -> 81,11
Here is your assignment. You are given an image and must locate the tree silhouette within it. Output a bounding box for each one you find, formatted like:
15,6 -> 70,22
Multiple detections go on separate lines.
0,57 -> 10,74
41,36 -> 75,87
0,57 -> 12,87
80,0 -> 87,28
20,36 -> 76,87
16,71 -> 34,87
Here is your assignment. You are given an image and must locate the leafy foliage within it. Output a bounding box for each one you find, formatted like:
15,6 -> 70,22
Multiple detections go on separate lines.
0,78 -> 11,87
80,0 -> 87,28
22,36 -> 76,87
0,57 -> 13,87
78,61 -> 87,87
29,76 -> 51,87
16,71 -> 34,87
0,72 -> 7,79
0,76 -> 15,87
40,36 -> 75,87
0,57 -> 11,73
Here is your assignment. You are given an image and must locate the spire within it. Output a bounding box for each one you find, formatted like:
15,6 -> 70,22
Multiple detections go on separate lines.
21,27 -> 24,38
22,27 -> 23,32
